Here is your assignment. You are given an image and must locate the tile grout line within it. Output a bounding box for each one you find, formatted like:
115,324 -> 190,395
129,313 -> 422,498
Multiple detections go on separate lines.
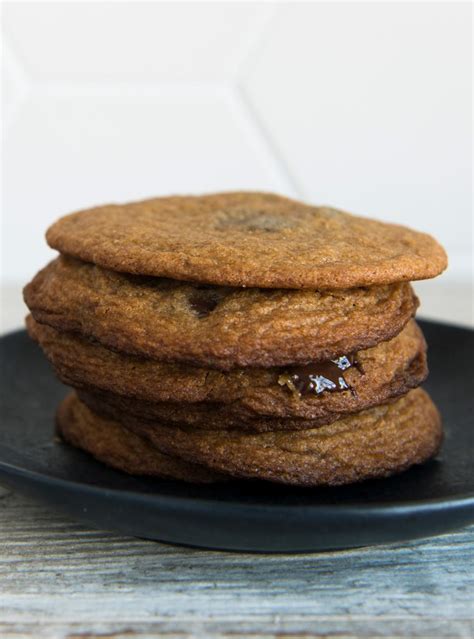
230,4 -> 307,199
231,83 -> 306,198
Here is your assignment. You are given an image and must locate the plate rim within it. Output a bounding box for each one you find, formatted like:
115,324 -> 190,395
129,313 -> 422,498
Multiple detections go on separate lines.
1,458 -> 473,516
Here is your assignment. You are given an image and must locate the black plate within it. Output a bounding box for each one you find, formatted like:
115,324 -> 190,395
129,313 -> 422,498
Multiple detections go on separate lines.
1,320 -> 473,552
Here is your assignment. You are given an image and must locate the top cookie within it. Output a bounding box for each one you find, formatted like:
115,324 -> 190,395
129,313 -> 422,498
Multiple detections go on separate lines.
46,192 -> 447,289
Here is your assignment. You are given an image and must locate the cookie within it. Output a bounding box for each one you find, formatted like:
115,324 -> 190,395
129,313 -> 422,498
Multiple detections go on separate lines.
28,316 -> 427,425
95,389 -> 443,487
56,393 -> 224,483
77,326 -> 427,430
24,256 -> 418,369
45,192 -> 447,289
76,388 -> 335,432
80,301 -> 429,435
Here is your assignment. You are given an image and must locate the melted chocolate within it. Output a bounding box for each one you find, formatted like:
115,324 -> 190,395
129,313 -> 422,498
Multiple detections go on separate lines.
278,354 -> 362,397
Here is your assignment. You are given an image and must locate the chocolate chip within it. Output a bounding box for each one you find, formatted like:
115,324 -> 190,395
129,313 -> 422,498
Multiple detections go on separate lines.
188,287 -> 230,318
216,209 -> 294,233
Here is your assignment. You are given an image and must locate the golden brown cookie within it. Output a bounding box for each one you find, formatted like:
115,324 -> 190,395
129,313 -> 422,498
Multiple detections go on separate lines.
24,256 -> 418,369
46,192 -> 447,289
78,327 -> 427,431
28,316 -> 427,425
76,388 -> 330,432
86,389 -> 442,487
56,393 -> 224,483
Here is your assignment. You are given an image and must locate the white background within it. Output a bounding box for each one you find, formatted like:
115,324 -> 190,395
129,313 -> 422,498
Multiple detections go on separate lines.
1,1 -> 472,330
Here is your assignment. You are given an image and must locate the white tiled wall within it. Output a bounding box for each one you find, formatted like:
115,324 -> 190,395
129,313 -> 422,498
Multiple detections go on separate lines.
2,2 -> 472,330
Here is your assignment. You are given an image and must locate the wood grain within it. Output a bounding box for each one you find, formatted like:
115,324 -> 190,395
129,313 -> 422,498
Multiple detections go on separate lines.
0,487 -> 473,638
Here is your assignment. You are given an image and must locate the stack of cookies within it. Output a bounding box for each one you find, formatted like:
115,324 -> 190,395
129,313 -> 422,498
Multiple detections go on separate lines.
24,193 -> 447,486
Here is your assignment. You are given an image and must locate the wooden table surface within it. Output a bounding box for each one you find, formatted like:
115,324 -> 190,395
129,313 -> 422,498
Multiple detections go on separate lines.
1,486 -> 473,638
